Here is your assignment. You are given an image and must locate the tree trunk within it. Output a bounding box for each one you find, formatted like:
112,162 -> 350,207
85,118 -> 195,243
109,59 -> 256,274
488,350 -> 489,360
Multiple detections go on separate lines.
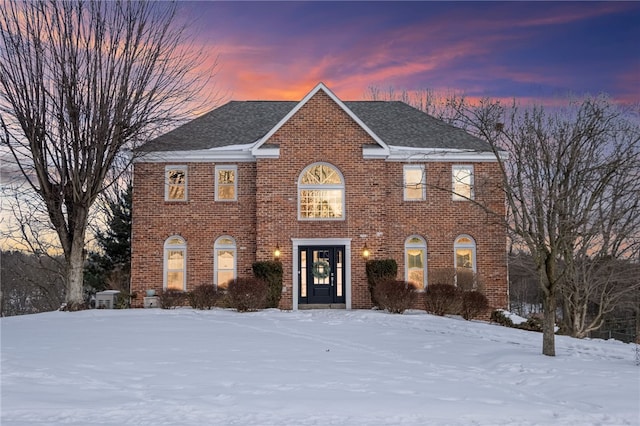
65,235 -> 86,307
542,292 -> 557,356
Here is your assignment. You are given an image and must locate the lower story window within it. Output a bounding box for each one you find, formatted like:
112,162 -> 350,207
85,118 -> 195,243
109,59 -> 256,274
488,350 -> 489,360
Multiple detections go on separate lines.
405,235 -> 427,290
215,236 -> 237,289
164,236 -> 186,291
455,235 -> 477,289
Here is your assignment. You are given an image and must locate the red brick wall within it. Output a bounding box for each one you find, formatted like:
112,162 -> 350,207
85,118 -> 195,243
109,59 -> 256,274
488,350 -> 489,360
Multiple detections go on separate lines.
131,90 -> 508,310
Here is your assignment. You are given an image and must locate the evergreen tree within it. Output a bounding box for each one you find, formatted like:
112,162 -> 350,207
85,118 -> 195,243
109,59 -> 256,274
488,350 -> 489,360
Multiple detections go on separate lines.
84,185 -> 132,297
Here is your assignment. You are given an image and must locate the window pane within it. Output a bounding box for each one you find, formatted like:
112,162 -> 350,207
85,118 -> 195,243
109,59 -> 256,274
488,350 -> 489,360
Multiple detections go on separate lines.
301,165 -> 342,184
167,169 -> 186,200
167,272 -> 184,290
218,250 -> 234,269
217,271 -> 234,289
407,249 -> 424,268
456,248 -> 473,269
453,167 -> 473,200
167,250 -> 184,270
300,190 -> 343,218
218,169 -> 234,184
408,269 -> 424,289
300,251 -> 307,298
218,185 -> 235,200
404,167 -> 425,200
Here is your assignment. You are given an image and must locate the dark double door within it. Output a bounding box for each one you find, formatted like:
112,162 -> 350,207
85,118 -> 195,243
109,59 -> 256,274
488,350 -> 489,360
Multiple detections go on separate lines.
298,246 -> 345,305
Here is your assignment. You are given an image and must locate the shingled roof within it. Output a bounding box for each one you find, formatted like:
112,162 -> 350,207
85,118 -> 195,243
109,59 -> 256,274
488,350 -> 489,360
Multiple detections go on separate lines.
137,99 -> 492,153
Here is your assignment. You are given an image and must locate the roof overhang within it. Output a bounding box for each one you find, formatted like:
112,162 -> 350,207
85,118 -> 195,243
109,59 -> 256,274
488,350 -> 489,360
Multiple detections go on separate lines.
383,146 -> 508,162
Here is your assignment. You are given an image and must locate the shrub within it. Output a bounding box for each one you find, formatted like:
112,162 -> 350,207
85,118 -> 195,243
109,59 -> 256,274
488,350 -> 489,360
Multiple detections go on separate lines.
374,279 -> 416,314
252,261 -> 283,308
491,309 -> 514,327
460,291 -> 489,320
187,284 -> 219,310
491,310 -> 543,332
158,290 -> 187,309
227,277 -> 268,312
366,259 -> 397,308
424,284 -> 462,316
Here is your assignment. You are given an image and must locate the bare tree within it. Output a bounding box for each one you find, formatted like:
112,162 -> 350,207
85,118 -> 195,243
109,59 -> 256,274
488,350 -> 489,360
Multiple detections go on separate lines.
456,97 -> 640,355
0,1 -> 215,308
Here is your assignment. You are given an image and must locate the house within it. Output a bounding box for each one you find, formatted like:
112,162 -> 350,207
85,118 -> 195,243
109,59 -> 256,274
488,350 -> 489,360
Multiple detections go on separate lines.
130,83 -> 508,310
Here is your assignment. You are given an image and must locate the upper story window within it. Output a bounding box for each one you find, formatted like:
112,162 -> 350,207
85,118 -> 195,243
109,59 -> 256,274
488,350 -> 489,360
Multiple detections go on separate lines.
404,165 -> 425,201
165,165 -> 187,201
298,163 -> 345,220
164,236 -> 186,291
452,165 -> 474,200
215,165 -> 237,201
214,236 -> 236,290
454,235 -> 477,289
405,235 -> 427,290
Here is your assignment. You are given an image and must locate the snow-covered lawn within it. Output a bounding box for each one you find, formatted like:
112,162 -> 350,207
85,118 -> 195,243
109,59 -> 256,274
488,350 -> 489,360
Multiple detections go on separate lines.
1,308 -> 638,425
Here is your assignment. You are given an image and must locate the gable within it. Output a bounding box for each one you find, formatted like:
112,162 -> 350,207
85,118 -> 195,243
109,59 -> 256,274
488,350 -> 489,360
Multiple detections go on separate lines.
250,83 -> 389,158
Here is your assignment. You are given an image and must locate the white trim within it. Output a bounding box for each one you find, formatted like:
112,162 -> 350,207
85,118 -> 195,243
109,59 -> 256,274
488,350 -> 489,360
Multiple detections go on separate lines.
386,146 -> 507,162
136,149 -> 256,163
215,165 -> 238,202
251,83 -> 390,157
291,238 -> 352,311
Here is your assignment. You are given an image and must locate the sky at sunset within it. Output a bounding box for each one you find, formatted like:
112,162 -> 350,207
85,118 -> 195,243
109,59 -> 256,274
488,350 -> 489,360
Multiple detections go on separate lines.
179,1 -> 639,104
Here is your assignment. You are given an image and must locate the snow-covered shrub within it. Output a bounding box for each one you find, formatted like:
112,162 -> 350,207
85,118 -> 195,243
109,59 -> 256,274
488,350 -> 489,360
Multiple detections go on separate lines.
187,284 -> 219,310
460,291 -> 489,320
374,280 -> 416,314
227,277 -> 268,312
490,309 -> 514,327
158,290 -> 187,309
424,284 -> 462,316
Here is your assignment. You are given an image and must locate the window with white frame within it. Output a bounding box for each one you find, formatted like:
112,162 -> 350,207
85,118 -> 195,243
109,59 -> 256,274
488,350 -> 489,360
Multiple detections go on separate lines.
454,235 -> 476,289
165,166 -> 187,201
405,235 -> 427,290
164,236 -> 186,291
452,165 -> 474,200
215,165 -> 237,201
298,163 -> 345,220
214,236 -> 236,289
404,165 -> 425,201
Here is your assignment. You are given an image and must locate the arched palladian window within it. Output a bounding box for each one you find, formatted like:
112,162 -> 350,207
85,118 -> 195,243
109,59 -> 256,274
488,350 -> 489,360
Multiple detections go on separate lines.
298,163 -> 345,220
454,235 -> 477,289
164,236 -> 186,291
214,236 -> 236,290
405,235 -> 427,290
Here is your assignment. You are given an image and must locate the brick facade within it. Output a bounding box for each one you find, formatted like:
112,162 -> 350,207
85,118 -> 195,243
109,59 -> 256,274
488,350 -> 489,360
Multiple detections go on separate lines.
131,86 -> 508,310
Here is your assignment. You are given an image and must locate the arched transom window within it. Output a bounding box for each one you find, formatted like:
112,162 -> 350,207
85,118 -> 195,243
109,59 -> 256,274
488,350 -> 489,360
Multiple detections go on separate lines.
164,236 -> 186,291
298,163 -> 345,220
405,235 -> 427,290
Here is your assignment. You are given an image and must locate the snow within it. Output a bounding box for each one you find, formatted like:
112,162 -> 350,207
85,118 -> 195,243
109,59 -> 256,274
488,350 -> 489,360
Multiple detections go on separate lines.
1,308 -> 638,425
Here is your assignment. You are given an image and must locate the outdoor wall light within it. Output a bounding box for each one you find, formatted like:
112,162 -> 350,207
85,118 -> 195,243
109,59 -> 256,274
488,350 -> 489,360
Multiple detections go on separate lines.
362,244 -> 370,260
274,245 -> 281,260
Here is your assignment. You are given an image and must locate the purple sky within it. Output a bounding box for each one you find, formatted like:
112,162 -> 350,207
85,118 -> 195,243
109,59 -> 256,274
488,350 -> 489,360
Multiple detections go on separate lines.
179,1 -> 639,104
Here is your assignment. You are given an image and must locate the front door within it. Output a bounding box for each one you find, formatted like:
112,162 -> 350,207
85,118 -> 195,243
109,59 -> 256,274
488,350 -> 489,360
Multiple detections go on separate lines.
298,246 -> 345,305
